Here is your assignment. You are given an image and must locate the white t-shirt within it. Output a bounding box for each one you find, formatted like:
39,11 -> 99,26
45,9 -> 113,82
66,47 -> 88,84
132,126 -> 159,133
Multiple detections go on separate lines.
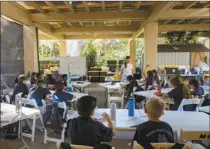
121,63 -> 133,79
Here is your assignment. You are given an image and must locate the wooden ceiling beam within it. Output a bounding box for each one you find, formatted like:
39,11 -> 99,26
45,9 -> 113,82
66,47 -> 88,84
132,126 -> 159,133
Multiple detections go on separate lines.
119,1 -> 123,10
101,1 -> 105,11
51,26 -> 138,34
188,19 -> 200,24
64,34 -> 132,39
83,2 -> 90,12
186,2 -> 197,9
135,2 -> 142,10
159,24 -> 210,32
79,22 -> 84,27
63,1 -> 75,12
91,21 -> 95,26
67,22 -> 73,27
29,11 -> 149,22
29,2 -> 46,13
159,8 -> 209,20
45,1 -> 60,12
132,2 -> 176,39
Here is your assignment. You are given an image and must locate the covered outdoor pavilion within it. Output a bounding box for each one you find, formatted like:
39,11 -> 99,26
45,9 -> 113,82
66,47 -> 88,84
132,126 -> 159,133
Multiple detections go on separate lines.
1,1 -> 210,73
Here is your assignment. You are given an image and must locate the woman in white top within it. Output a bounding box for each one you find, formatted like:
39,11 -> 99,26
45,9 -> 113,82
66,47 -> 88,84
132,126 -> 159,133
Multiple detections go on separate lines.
121,56 -> 133,82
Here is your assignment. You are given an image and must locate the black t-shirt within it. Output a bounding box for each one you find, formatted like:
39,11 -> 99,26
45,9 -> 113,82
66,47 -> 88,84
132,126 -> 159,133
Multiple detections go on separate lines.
133,121 -> 174,146
168,85 -> 183,110
68,117 -> 113,147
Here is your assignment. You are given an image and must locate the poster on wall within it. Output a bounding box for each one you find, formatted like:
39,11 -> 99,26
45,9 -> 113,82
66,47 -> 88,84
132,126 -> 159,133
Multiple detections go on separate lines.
1,17 -> 24,89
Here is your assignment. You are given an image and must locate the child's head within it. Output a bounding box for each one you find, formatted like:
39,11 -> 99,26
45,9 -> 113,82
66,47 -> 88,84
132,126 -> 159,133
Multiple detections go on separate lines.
170,76 -> 181,88
152,69 -> 157,75
145,98 -> 165,121
127,75 -> 134,82
62,74 -> 67,81
55,81 -> 64,91
36,72 -> 43,80
46,74 -> 53,80
31,72 -> 36,78
36,80 -> 45,88
189,79 -> 199,90
77,96 -> 97,118
18,75 -> 28,83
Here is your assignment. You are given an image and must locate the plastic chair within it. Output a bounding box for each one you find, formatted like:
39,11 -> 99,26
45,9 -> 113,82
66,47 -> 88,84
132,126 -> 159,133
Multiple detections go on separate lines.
177,98 -> 205,111
133,141 -> 193,149
108,88 -> 125,108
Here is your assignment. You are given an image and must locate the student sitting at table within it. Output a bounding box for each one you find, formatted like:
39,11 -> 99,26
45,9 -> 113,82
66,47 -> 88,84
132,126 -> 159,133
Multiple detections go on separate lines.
62,74 -> 68,87
53,81 -> 73,103
152,69 -> 160,83
11,75 -> 29,104
132,98 -> 174,147
45,74 -> 56,85
28,80 -> 52,107
145,71 -> 154,90
125,75 -> 144,107
30,72 -> 37,85
189,79 -> 204,98
162,77 -> 192,110
67,96 -> 115,147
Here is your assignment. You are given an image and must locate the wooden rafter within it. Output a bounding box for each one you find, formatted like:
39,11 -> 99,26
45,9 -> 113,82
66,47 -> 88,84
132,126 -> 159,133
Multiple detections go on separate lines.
83,2 -> 90,12
91,21 -> 95,26
132,2 -> 176,39
64,1 -> 75,12
116,20 -> 119,26
67,22 -> 73,27
64,34 -> 132,39
164,20 -> 171,25
10,2 -> 29,13
128,20 -> 132,25
29,11 -> 149,22
188,19 -> 199,24
29,2 -> 45,13
104,21 -> 106,26
119,1 -> 123,10
79,22 -> 84,27
204,3 -> 210,8
201,20 -> 210,24
135,2 -> 142,10
51,26 -> 138,34
101,1 -> 105,11
45,1 -> 60,12
186,2 -> 197,9
176,20 -> 185,24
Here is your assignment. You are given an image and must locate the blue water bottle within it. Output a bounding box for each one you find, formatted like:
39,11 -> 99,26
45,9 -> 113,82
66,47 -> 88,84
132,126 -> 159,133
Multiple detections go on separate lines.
128,93 -> 134,117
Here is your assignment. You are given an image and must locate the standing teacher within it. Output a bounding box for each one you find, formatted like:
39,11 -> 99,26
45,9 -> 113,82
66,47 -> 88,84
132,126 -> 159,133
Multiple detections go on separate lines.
121,56 -> 133,82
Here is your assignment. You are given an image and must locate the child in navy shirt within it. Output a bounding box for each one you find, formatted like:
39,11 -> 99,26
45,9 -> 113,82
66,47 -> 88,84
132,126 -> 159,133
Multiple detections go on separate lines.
11,75 -> 29,104
53,81 -> 73,103
68,96 -> 115,147
28,80 -> 51,106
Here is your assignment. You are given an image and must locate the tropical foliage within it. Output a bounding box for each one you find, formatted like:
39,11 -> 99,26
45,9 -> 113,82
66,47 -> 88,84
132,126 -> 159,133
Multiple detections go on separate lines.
164,31 -> 199,44
38,40 -> 60,60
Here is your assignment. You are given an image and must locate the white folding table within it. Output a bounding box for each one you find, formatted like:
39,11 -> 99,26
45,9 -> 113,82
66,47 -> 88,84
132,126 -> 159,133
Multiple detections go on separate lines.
134,88 -> 174,104
1,103 -> 40,148
199,106 -> 210,114
72,81 -> 91,93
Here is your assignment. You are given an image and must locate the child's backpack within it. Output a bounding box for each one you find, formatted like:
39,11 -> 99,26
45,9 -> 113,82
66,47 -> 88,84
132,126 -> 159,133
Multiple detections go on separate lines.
43,102 -> 64,134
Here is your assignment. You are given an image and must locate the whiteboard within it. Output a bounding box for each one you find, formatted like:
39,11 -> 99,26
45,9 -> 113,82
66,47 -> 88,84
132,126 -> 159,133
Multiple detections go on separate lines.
59,57 -> 69,74
69,57 -> 87,76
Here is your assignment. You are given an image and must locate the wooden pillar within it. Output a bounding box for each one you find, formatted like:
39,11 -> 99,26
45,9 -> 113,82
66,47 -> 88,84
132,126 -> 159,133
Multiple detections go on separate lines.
23,26 -> 38,73
129,40 -> 136,72
60,41 -> 67,57
144,22 -> 158,70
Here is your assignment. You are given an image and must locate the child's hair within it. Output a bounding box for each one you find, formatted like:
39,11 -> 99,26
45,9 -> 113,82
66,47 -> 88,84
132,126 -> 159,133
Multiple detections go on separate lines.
127,75 -> 134,82
124,56 -> 131,68
31,72 -> 36,78
18,75 -> 28,83
55,81 -> 64,91
152,69 -> 157,75
170,76 -> 181,87
189,79 -> 199,89
147,70 -> 153,78
77,96 -> 97,118
36,72 -> 42,79
62,74 -> 67,79
145,97 -> 165,120
36,79 -> 45,87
